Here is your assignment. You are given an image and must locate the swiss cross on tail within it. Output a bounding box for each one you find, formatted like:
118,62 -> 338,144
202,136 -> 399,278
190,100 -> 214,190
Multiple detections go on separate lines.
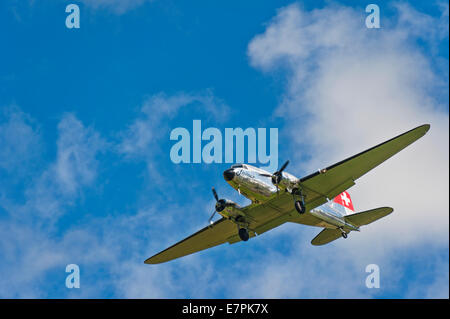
333,191 -> 354,212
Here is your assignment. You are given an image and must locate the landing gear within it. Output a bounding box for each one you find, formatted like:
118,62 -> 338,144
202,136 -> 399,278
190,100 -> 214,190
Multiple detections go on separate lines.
338,227 -> 348,239
238,228 -> 249,241
292,188 -> 306,214
235,216 -> 250,242
295,200 -> 306,214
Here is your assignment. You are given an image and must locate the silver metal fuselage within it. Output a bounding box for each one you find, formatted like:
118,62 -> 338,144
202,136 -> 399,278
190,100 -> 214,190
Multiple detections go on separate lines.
222,164 -> 358,230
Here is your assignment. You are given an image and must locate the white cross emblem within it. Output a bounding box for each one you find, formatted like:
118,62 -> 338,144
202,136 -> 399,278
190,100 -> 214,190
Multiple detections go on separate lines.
341,192 -> 350,207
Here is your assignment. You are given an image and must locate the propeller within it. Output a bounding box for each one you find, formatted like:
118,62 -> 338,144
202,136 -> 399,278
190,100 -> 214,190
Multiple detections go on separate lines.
259,160 -> 290,194
208,187 -> 227,224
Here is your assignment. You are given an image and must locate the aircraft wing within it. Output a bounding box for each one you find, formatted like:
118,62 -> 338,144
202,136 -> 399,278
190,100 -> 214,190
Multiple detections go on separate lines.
144,194 -> 304,263
145,194 -> 303,263
296,125 -> 430,210
145,217 -> 246,264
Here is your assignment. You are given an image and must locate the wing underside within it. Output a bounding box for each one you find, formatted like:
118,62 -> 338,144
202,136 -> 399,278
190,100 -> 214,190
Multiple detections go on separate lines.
144,217 -> 248,264
292,124 -> 430,221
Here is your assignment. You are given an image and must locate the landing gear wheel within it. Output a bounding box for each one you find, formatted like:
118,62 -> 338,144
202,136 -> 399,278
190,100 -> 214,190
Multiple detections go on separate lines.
295,200 -> 306,214
238,228 -> 249,241
342,232 -> 348,239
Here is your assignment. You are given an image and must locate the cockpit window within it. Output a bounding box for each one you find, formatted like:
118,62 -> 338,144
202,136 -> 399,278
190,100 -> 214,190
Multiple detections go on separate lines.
231,164 -> 244,169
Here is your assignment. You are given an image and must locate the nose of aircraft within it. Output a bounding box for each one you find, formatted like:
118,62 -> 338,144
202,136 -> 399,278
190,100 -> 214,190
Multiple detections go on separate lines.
223,169 -> 235,181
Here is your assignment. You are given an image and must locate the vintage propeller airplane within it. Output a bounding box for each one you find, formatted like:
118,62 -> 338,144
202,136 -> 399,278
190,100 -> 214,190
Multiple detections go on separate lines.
145,124 -> 430,264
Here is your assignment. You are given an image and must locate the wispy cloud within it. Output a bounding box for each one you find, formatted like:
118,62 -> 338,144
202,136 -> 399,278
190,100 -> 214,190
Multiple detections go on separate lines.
54,114 -> 106,195
117,91 -> 229,185
0,95 -> 229,298
2,112 -> 107,223
0,107 -> 42,175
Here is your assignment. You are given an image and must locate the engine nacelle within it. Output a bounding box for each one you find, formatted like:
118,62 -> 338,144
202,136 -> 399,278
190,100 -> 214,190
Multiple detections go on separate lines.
216,199 -> 242,219
277,171 -> 300,192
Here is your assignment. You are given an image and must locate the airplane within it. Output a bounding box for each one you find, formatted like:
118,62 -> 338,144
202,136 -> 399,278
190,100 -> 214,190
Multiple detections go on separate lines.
145,124 -> 430,264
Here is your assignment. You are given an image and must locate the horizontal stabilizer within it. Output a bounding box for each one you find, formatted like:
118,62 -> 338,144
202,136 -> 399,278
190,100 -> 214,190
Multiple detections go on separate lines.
345,207 -> 393,227
311,228 -> 343,246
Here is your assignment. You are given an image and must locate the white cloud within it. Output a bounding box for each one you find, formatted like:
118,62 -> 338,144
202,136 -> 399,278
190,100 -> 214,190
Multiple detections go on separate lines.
246,2 -> 449,297
117,92 -> 195,157
0,88 -> 233,297
117,91 -> 229,185
118,91 -> 229,156
0,107 -> 42,175
248,2 -> 449,246
55,114 -> 106,195
0,104 -> 227,298
393,2 -> 449,46
118,90 -> 228,156
19,113 -> 106,220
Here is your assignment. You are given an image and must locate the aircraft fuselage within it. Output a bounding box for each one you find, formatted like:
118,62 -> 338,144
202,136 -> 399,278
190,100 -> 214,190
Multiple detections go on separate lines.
222,164 -> 358,231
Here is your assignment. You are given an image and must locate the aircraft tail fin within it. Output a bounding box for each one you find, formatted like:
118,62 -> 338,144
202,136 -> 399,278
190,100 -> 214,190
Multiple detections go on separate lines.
344,206 -> 393,227
333,191 -> 355,216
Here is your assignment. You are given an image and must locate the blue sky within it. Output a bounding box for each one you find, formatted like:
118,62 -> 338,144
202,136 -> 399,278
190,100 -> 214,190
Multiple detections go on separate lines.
0,1 -> 448,298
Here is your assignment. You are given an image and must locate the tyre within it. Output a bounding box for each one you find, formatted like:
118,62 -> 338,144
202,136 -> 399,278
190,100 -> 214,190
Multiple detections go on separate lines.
238,228 -> 249,241
295,201 -> 305,214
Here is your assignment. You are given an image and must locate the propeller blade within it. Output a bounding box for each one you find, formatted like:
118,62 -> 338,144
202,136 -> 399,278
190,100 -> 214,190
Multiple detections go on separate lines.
277,160 -> 290,174
259,173 -> 273,177
208,210 -> 217,225
212,187 -> 219,202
